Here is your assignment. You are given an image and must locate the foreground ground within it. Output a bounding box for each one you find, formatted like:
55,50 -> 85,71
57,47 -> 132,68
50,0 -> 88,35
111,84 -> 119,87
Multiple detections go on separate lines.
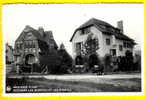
7,73 -> 141,92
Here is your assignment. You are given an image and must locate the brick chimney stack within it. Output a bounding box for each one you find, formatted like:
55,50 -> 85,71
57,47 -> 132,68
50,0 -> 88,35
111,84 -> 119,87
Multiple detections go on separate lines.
117,20 -> 124,34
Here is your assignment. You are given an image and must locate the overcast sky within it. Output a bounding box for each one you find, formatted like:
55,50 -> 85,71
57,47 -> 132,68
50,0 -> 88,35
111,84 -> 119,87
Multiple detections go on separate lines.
2,4 -> 144,56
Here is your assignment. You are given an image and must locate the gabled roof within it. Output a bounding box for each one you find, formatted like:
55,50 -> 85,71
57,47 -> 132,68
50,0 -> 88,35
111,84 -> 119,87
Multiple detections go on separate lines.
16,25 -> 43,42
77,18 -> 113,30
16,25 -> 58,48
70,18 -> 135,43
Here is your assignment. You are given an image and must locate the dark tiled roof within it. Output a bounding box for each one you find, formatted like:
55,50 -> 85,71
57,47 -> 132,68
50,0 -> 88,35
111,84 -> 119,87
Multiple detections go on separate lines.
16,25 -> 58,48
70,18 -> 135,43
16,25 -> 43,42
77,18 -> 113,30
44,31 -> 58,49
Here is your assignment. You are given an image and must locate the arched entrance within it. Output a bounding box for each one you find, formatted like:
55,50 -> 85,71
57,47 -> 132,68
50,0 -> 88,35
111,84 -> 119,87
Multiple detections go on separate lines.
24,54 -> 36,73
25,54 -> 36,66
75,55 -> 83,65
88,54 -> 98,68
74,55 -> 84,73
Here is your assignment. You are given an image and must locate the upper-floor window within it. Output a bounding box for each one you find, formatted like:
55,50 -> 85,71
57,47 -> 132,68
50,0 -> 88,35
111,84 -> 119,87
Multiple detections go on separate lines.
81,27 -> 90,35
106,38 -> 110,45
123,42 -> 126,47
27,32 -> 33,39
76,42 -> 82,51
99,24 -> 106,29
106,26 -> 112,32
24,40 -> 35,48
16,42 -> 22,50
32,40 -> 36,48
119,45 -> 123,51
123,42 -> 132,48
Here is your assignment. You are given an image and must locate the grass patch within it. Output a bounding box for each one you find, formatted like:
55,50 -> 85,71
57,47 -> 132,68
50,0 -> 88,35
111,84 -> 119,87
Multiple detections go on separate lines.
6,76 -> 141,93
26,77 -> 141,92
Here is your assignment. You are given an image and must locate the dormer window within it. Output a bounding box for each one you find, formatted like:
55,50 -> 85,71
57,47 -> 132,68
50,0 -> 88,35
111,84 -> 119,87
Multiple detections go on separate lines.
27,32 -> 33,39
27,32 -> 32,36
99,24 -> 106,29
81,27 -> 90,35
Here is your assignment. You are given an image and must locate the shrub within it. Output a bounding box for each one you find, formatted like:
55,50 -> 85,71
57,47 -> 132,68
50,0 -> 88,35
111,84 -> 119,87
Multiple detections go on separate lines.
133,54 -> 141,71
125,50 -> 134,71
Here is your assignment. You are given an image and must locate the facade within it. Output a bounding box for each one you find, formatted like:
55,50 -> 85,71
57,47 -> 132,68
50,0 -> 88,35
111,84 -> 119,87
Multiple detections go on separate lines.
70,18 -> 135,59
6,43 -> 14,64
14,25 -> 58,73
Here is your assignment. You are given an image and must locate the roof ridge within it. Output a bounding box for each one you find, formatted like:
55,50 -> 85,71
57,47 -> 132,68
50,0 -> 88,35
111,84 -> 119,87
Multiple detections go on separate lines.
70,18 -> 135,43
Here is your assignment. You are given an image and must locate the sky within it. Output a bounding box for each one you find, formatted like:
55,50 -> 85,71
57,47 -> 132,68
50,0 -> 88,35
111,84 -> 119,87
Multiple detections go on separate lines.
2,4 -> 144,56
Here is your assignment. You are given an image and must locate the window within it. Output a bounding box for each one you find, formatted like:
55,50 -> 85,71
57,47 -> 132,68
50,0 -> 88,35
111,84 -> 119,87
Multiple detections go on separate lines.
27,32 -> 33,39
106,38 -> 110,45
76,42 -> 83,56
123,42 -> 126,47
106,27 -> 112,32
76,42 -> 82,51
99,24 -> 106,29
110,49 -> 116,56
25,40 -> 34,48
81,27 -> 90,34
85,27 -> 90,34
32,40 -> 35,47
126,43 -> 129,48
119,45 -> 123,51
19,43 -> 22,49
123,42 -> 132,48
24,41 -> 29,48
28,41 -> 32,46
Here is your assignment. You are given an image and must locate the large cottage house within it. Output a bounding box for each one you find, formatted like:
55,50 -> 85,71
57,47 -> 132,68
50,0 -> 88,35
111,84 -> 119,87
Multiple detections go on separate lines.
14,25 -> 59,73
70,18 -> 135,60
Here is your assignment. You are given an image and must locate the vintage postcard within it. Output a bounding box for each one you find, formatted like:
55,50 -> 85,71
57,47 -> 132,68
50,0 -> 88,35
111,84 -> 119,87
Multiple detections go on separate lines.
1,3 -> 145,97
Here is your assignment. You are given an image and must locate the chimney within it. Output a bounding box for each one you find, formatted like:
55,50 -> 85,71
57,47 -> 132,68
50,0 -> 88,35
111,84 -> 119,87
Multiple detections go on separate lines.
117,20 -> 124,33
38,27 -> 44,37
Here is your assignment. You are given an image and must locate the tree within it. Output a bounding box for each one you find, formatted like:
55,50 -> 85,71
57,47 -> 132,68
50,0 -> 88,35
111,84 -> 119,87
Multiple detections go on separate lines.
125,50 -> 134,71
81,33 -> 99,56
58,43 -> 73,74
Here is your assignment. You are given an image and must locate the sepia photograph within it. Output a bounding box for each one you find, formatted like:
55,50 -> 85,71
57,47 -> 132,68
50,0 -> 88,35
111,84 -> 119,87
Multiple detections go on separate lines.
2,4 -> 144,95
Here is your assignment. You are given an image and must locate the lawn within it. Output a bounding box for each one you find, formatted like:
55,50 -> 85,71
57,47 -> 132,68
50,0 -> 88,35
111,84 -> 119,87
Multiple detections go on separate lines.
6,76 -> 141,93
